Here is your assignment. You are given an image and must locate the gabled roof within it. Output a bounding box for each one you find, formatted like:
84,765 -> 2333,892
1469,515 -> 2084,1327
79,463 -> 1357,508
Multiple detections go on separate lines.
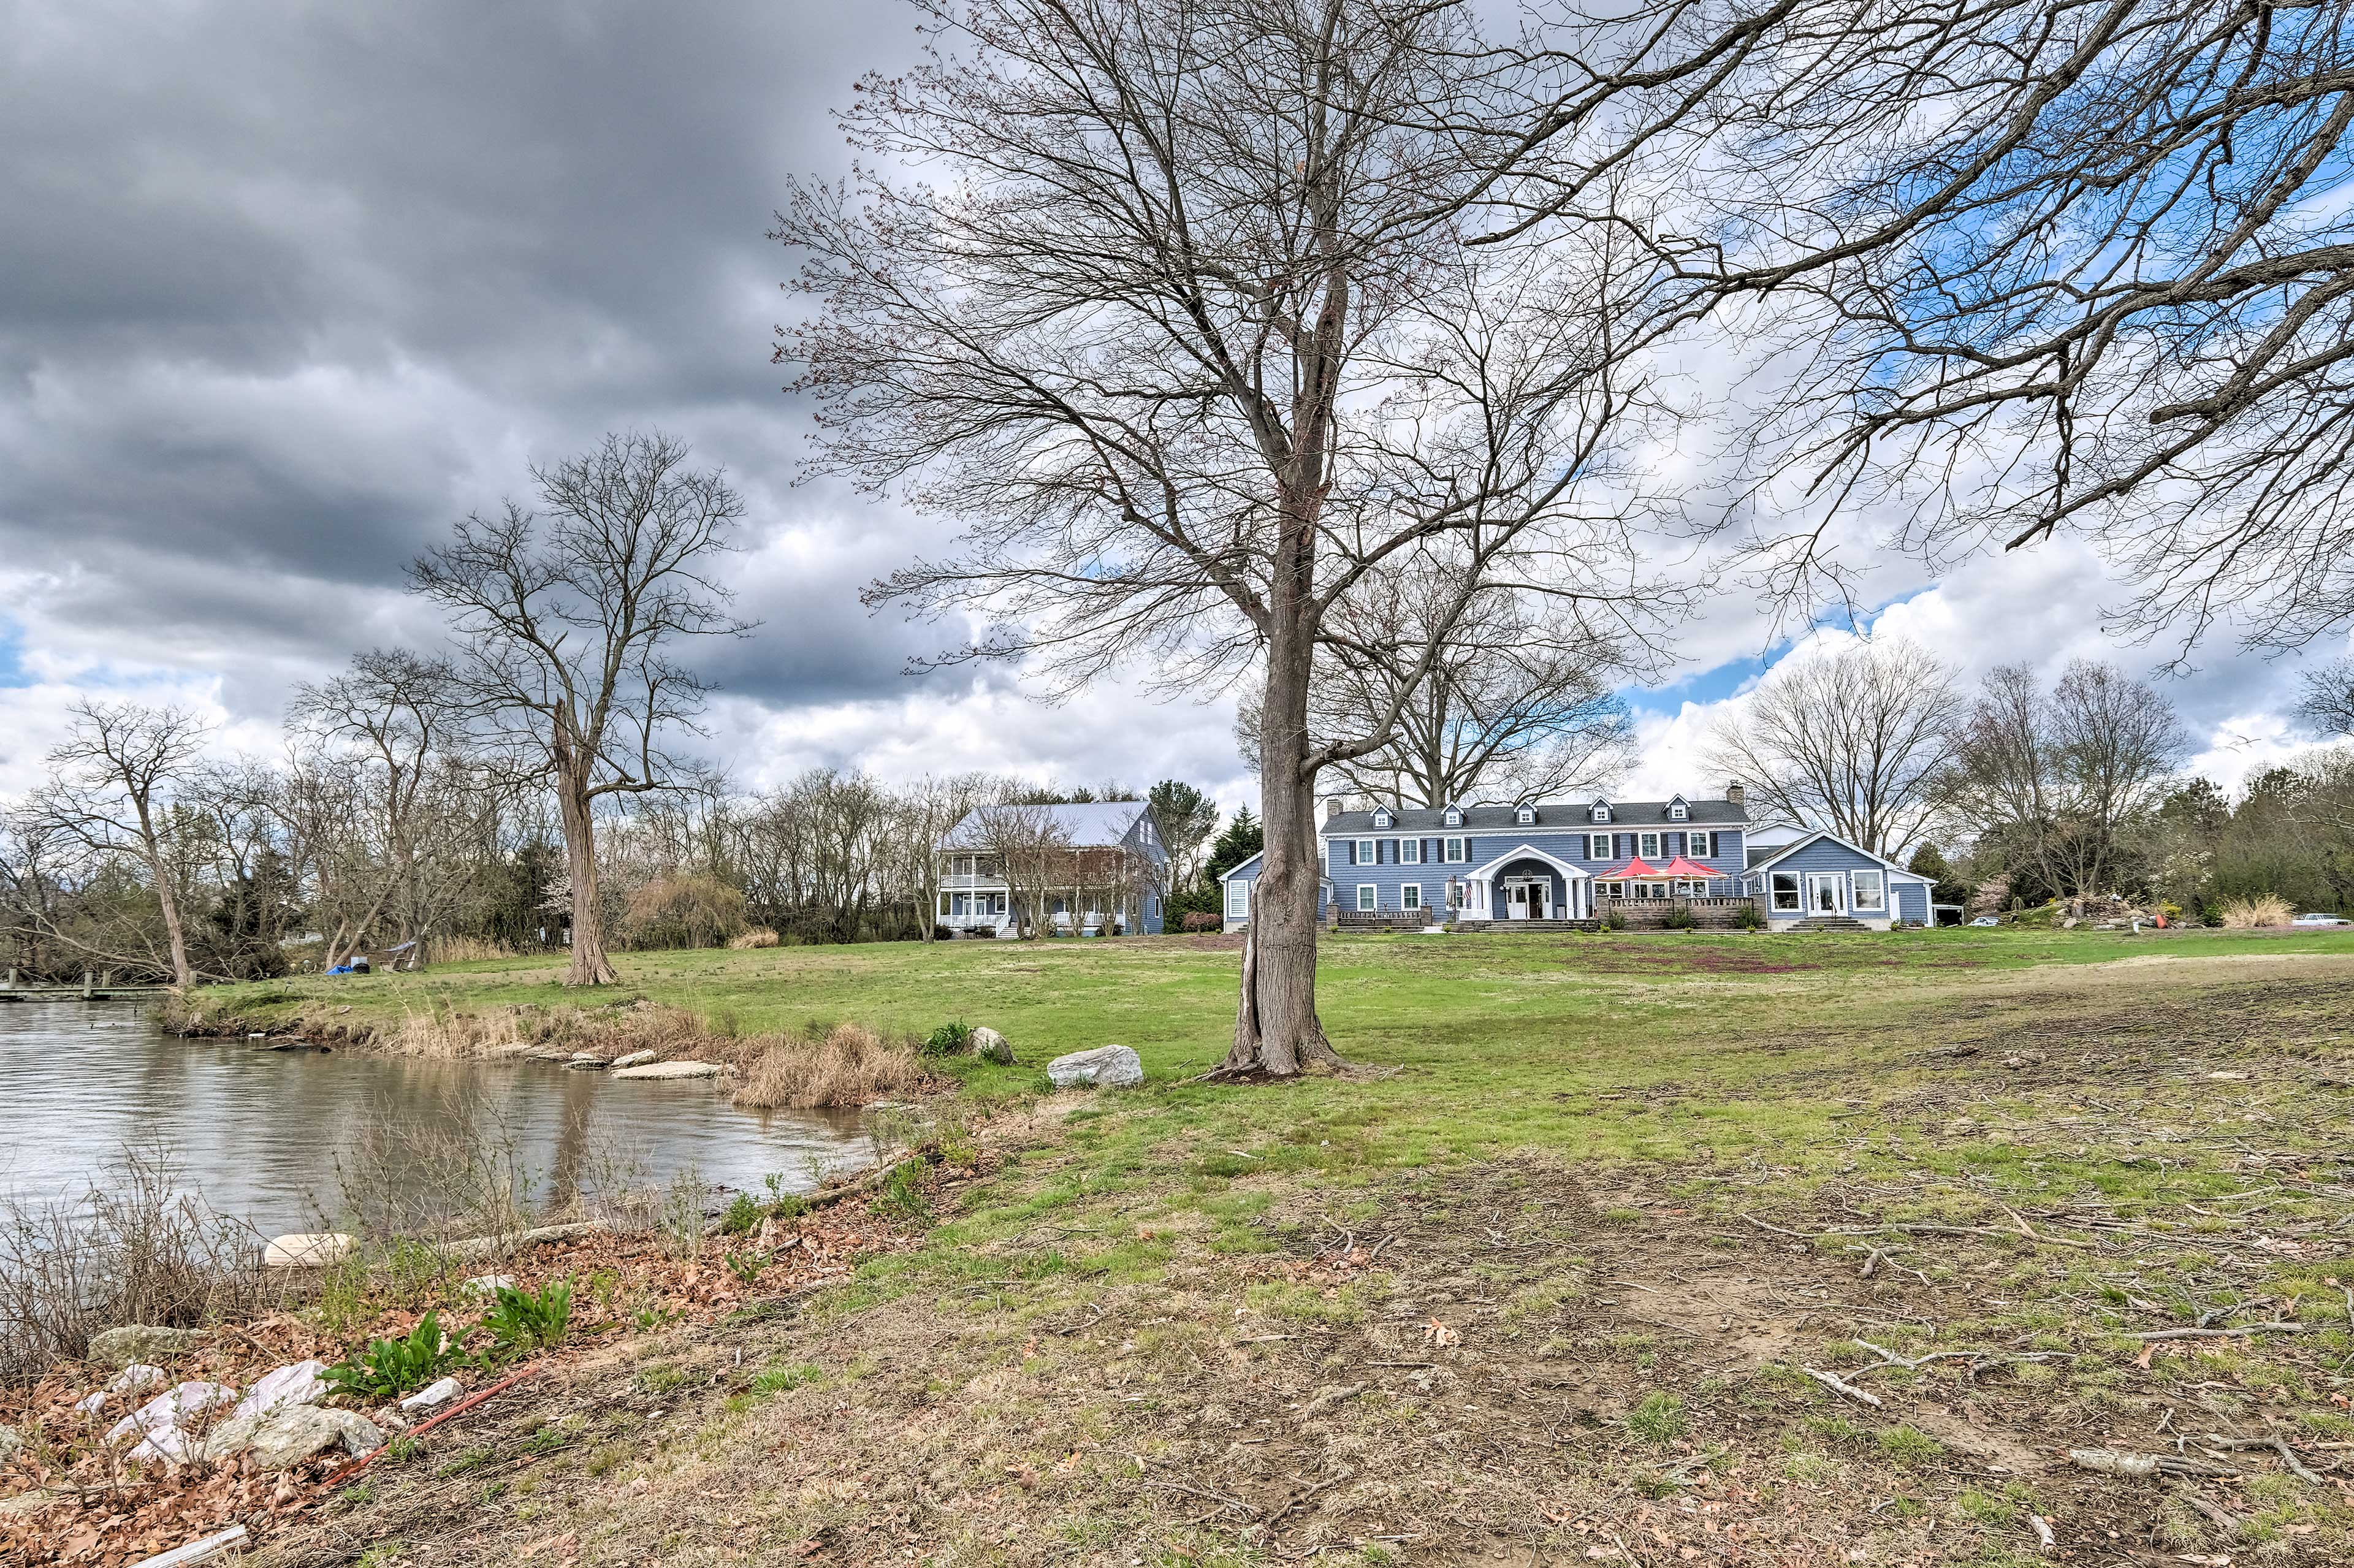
1468,842 -> 1591,881
1216,850 -> 1263,880
1324,796 -> 1746,834
1740,829 -> 1929,881
941,800 -> 1154,850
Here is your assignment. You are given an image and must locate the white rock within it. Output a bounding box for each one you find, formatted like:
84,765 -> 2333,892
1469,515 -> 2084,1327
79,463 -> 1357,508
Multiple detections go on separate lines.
109,1380 -> 238,1447
248,1405 -> 383,1469
230,1361 -> 327,1422
609,1049 -> 657,1069
128,1523 -> 248,1567
460,1273 -> 514,1297
969,1026 -> 1014,1065
398,1376 -> 464,1414
0,1425 -> 20,1463
262,1231 -> 357,1269
1045,1044 -> 1145,1089
110,1363 -> 169,1396
609,1059 -> 721,1080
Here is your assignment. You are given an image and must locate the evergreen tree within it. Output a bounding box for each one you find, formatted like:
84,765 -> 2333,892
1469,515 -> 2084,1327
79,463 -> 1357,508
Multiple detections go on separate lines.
1206,807 -> 1263,883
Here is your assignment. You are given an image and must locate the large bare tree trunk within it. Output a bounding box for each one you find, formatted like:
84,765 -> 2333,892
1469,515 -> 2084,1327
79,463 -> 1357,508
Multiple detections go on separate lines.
1217,618 -> 1345,1078
555,750 -> 618,986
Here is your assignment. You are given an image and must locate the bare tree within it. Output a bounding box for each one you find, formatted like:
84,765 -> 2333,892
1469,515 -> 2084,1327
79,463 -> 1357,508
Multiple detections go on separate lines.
408,432 -> 750,985
1672,1 -> 2354,656
1704,641 -> 1962,858
1251,574 -> 1634,808
780,0 -> 1679,1075
957,802 -> 1074,940
2301,658 -> 2354,738
1951,660 -> 2188,902
287,649 -> 508,970
901,772 -> 995,940
20,702 -> 212,988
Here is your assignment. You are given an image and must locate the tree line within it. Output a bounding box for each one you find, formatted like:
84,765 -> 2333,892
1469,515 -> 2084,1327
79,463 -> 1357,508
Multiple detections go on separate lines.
1702,640 -> 2354,920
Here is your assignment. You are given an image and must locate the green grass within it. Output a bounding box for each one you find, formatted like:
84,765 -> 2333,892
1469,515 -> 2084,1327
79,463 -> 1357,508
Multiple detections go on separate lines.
246,927 -> 2354,1563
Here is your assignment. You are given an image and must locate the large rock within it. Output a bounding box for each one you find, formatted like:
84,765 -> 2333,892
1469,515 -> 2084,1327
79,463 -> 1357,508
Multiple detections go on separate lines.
90,1325 -> 204,1368
1046,1044 -> 1144,1090
609,1059 -> 721,1080
969,1026 -> 1014,1065
262,1232 -> 357,1269
109,1381 -> 238,1447
609,1049 -> 657,1069
0,1424 -> 20,1464
248,1405 -> 383,1470
230,1361 -> 328,1422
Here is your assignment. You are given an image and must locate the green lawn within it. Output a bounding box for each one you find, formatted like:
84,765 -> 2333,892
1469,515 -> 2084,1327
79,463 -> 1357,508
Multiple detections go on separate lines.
227,929 -> 2354,1566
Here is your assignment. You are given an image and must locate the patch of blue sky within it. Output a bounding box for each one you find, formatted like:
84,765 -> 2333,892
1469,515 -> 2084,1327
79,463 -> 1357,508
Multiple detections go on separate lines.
0,618 -> 28,688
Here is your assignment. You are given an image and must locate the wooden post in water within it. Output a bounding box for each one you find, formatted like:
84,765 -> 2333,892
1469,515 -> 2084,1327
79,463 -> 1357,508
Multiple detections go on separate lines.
82,970 -> 93,999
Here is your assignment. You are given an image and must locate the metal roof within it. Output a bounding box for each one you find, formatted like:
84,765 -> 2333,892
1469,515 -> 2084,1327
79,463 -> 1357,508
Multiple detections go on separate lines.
940,800 -> 1152,850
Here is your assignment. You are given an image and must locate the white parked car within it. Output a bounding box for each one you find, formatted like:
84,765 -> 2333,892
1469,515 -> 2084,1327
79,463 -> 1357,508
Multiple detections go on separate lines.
2291,911 -> 2352,927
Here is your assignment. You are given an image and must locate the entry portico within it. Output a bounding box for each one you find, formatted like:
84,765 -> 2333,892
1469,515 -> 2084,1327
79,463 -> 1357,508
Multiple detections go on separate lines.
1463,843 -> 1593,922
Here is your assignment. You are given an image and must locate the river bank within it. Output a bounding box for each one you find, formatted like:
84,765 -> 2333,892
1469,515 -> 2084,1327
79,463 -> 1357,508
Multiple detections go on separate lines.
21,931 -> 2354,1565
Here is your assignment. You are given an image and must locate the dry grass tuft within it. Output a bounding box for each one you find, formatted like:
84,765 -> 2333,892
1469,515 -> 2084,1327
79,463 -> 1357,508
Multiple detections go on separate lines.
2219,893 -> 2294,928
424,934 -> 520,965
732,1023 -> 942,1109
727,927 -> 780,950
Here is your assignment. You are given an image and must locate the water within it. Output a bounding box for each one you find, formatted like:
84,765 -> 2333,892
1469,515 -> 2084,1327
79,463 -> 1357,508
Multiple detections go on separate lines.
0,999 -> 871,1235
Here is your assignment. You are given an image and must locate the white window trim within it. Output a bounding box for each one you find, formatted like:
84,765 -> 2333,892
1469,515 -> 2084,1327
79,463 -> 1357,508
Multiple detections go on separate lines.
1770,871 -> 1802,911
1355,838 -> 1376,866
1669,802 -> 1687,820
1852,870 -> 1886,912
1688,831 -> 1710,858
1589,833 -> 1612,860
1639,832 -> 1661,858
1401,883 -> 1422,910
1444,835 -> 1466,863
1355,884 -> 1377,912
1516,806 -> 1536,824
1443,808 -> 1463,826
1591,804 -> 1610,822
1399,838 -> 1421,864
1225,880 -> 1250,918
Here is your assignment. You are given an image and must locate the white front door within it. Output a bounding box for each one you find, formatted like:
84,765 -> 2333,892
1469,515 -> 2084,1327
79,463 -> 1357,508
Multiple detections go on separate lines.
1804,872 -> 1845,915
1506,878 -> 1550,919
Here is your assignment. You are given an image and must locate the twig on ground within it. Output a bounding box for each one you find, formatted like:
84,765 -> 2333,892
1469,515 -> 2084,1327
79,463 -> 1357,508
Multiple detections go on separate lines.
2068,1447 -> 2239,1479
2173,1485 -> 2242,1537
2200,1433 -> 2324,1485
2131,1322 -> 2309,1342
1800,1364 -> 1883,1407
2028,1512 -> 2056,1555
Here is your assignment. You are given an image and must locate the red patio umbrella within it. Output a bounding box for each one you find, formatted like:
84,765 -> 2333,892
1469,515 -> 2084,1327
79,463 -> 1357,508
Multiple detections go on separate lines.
1593,858 -> 1662,880
1655,856 -> 1719,880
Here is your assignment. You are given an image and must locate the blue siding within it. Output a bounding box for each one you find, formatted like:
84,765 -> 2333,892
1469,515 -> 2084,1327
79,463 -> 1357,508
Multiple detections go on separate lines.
1746,837 -> 1929,926
1317,826 -> 1745,914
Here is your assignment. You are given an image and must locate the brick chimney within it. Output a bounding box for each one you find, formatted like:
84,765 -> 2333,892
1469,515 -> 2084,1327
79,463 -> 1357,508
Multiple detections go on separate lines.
1724,780 -> 1746,809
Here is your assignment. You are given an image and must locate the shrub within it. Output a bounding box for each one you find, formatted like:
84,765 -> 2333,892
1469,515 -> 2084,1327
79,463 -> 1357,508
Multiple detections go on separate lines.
1737,902 -> 1766,931
479,1278 -> 572,1361
1182,911 -> 1222,932
1602,910 -> 1628,932
1661,905 -> 1697,930
922,1021 -> 973,1057
726,927 -> 780,950
326,1311 -> 455,1401
0,1145 -> 276,1385
720,1193 -> 762,1235
2219,894 -> 2293,928
620,874 -> 749,950
733,1024 -> 943,1109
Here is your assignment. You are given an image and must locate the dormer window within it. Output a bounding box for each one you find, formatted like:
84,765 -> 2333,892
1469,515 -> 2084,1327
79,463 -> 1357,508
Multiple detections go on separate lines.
1668,799 -> 1688,821
1515,804 -> 1537,826
1372,807 -> 1393,828
1442,805 -> 1463,827
1590,801 -> 1611,823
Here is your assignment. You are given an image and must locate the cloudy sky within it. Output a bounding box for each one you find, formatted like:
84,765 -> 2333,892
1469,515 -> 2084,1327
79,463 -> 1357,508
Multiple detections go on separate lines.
1,1 -> 2344,820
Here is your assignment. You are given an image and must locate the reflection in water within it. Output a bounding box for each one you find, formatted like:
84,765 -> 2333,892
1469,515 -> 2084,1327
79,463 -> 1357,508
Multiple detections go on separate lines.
0,1000 -> 870,1233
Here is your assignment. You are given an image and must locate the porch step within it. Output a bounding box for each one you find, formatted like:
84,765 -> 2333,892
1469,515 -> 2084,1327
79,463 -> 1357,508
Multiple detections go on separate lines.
1452,919 -> 1602,934
1792,915 -> 1870,932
